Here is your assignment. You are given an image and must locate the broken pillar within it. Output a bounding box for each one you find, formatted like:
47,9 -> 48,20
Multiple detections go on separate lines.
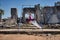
11,8 -> 18,24
35,4 -> 41,24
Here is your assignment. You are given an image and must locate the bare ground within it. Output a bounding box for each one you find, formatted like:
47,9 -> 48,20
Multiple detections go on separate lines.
0,34 -> 60,40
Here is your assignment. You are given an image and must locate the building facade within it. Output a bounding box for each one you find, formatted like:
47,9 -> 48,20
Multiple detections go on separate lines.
43,2 -> 60,24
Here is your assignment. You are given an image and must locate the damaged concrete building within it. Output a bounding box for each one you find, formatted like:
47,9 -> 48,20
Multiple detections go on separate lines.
22,4 -> 41,24
43,2 -> 60,24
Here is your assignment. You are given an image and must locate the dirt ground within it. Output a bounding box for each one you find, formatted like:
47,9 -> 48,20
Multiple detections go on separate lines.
0,34 -> 60,40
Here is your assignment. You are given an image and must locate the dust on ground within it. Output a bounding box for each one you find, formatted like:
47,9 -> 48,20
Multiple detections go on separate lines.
0,34 -> 60,40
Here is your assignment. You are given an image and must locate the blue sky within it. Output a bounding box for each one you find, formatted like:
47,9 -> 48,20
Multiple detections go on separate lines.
0,0 -> 60,18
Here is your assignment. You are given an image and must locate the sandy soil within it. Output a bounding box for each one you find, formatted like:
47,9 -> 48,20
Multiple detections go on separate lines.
0,34 -> 60,40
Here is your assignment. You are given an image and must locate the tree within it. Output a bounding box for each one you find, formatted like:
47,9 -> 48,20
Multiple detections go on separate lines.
0,9 -> 4,22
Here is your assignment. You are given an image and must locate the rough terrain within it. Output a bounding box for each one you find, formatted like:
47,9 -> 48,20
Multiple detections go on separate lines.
0,34 -> 60,40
